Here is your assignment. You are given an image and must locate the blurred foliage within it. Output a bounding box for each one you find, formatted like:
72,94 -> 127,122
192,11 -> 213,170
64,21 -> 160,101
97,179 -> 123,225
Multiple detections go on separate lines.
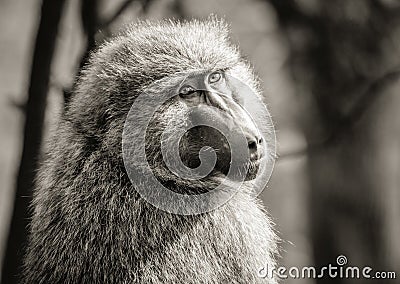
270,1 -> 400,283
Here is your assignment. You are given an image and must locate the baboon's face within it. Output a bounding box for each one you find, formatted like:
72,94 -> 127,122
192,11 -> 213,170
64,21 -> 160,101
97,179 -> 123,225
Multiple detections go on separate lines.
146,70 -> 265,184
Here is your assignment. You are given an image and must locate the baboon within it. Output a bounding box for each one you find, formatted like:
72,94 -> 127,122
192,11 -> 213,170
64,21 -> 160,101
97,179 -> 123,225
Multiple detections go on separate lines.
23,18 -> 279,283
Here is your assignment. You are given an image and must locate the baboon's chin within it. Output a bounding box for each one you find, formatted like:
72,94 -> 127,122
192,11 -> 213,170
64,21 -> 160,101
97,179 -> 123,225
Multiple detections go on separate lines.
244,170 -> 258,181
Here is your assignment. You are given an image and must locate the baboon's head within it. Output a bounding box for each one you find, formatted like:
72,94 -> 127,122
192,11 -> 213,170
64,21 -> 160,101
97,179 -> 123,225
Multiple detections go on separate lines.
145,70 -> 266,185
71,18 -> 274,195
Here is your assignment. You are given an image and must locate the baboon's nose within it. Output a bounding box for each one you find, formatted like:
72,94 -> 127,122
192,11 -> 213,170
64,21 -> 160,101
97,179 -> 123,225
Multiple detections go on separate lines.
247,135 -> 264,161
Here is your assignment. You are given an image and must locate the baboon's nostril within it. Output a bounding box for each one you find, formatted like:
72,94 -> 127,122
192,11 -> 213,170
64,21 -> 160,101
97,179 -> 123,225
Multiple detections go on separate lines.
248,139 -> 258,152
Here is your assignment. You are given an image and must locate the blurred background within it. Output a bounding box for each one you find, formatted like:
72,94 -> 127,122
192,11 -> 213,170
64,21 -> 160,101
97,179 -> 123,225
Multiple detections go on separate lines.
0,0 -> 399,283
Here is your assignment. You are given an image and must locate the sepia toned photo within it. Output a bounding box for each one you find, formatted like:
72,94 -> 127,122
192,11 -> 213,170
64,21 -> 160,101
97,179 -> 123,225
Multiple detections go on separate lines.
0,0 -> 399,283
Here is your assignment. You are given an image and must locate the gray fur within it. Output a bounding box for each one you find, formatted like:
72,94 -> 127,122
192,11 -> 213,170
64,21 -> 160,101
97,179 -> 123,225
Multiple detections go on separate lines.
22,18 -> 279,283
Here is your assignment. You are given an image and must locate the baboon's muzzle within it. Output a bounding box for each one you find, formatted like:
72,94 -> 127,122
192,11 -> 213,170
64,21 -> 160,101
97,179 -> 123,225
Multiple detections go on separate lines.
178,71 -> 265,180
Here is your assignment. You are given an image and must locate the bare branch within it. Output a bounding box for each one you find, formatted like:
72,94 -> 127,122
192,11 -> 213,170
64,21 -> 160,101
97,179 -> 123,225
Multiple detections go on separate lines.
100,0 -> 136,29
278,69 -> 400,160
100,0 -> 155,29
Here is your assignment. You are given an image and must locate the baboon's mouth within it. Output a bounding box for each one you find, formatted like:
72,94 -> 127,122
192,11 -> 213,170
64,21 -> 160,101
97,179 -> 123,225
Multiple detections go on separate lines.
243,159 -> 261,180
217,158 -> 261,181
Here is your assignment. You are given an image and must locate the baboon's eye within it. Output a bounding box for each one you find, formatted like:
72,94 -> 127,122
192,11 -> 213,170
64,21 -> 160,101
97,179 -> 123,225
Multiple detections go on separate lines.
208,71 -> 222,84
179,85 -> 196,97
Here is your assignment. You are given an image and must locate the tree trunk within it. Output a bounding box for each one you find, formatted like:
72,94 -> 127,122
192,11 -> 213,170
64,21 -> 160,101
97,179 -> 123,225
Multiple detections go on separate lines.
1,0 -> 66,282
